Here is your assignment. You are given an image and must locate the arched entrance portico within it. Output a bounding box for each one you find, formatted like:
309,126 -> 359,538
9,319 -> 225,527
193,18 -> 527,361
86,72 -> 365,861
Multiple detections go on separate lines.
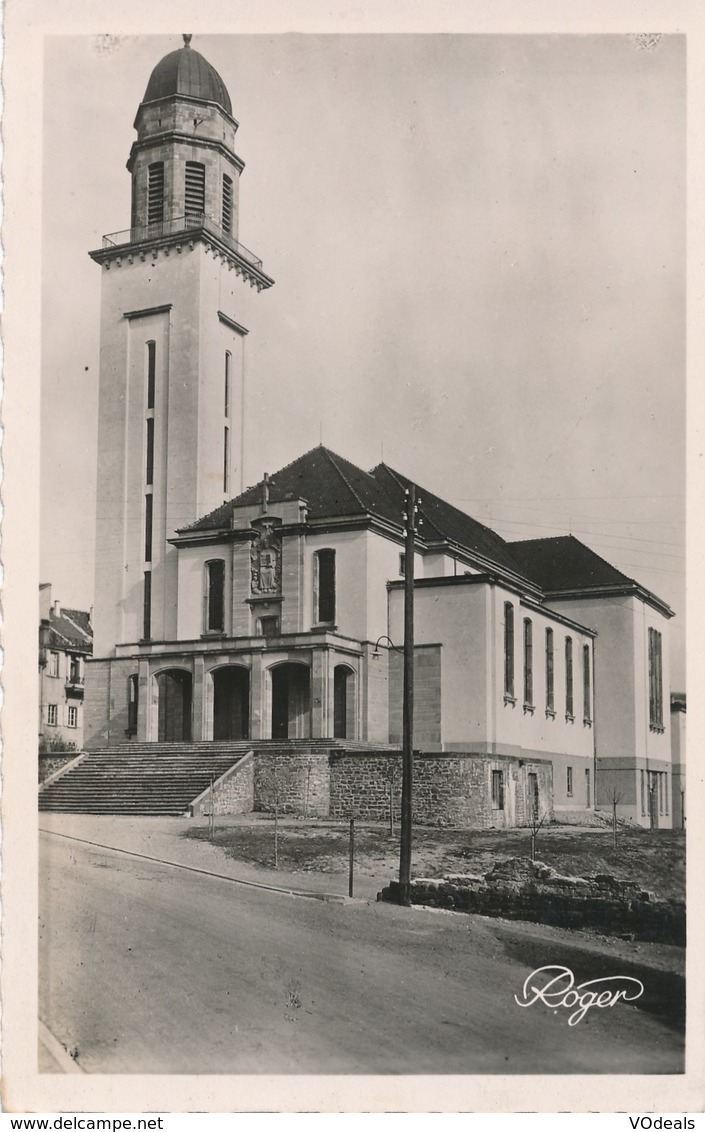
270,663 -> 311,739
212,666 -> 250,741
155,669 -> 193,742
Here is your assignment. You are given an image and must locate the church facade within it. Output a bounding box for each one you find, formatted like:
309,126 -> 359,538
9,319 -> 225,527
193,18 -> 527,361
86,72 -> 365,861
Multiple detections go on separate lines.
83,39 -> 678,828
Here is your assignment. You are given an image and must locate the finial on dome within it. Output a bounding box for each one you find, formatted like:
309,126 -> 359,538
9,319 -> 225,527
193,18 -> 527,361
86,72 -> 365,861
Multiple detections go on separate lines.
183,34 -> 192,48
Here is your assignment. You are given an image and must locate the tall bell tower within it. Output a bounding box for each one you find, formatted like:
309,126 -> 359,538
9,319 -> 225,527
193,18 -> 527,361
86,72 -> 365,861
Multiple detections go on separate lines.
89,36 -> 274,658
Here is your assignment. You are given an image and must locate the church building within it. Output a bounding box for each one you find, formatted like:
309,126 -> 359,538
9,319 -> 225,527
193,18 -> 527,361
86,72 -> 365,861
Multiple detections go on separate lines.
58,38 -> 677,829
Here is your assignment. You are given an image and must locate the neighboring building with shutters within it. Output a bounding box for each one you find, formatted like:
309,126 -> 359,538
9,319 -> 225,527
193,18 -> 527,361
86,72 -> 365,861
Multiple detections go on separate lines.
39,584 -> 93,754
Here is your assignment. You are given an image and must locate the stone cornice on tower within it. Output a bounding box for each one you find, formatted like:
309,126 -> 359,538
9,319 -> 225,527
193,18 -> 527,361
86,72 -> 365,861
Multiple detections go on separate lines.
89,217 -> 274,291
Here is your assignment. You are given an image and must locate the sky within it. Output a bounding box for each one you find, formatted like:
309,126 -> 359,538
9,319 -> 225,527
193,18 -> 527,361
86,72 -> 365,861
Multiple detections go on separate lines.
41,33 -> 686,683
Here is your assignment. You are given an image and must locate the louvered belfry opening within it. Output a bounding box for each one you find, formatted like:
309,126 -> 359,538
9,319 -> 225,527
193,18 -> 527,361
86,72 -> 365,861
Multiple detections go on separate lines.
185,161 -> 206,221
147,162 -> 165,225
222,174 -> 233,234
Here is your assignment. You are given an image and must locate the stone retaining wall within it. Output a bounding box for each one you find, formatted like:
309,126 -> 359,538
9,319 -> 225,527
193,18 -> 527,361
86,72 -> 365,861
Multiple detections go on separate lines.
329,751 -> 552,828
191,753 -> 255,816
254,748 -> 331,816
380,857 -> 685,945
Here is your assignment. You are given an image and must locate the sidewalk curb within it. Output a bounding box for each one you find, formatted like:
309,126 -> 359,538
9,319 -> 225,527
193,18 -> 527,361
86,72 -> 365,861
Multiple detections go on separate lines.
39,826 -> 353,904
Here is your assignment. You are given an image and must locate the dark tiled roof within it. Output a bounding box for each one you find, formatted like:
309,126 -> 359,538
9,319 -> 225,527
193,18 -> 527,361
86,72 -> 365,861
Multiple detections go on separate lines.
184,445 -> 526,577
185,446 -> 401,531
507,535 -> 636,592
43,609 -> 93,654
371,463 -> 527,576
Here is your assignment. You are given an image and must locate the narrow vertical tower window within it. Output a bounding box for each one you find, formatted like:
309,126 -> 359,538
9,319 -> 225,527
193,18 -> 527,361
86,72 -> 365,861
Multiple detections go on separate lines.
224,351 -> 231,417
148,163 -> 165,225
223,426 -> 230,494
185,161 -> 205,220
222,174 -> 233,234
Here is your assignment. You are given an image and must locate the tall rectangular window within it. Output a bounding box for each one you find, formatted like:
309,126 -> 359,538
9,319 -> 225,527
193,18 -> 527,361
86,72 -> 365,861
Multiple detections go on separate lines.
148,162 -> 164,225
491,769 -> 504,810
566,766 -> 573,797
224,352 -> 231,417
47,704 -> 58,726
223,426 -> 230,494
545,628 -> 554,713
583,644 -> 592,722
147,341 -> 156,409
315,549 -> 336,624
143,571 -> 152,640
145,418 -> 155,485
185,161 -> 206,219
205,560 -> 225,633
67,705 -> 78,728
222,174 -> 233,234
504,602 -> 515,700
565,637 -> 574,718
648,627 -> 664,729
641,769 -> 646,816
523,618 -> 533,707
144,494 -> 153,562
48,651 -> 60,677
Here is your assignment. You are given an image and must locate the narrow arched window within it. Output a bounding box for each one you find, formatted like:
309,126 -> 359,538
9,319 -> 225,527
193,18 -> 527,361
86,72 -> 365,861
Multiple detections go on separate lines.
185,161 -> 206,220
148,163 -> 164,225
503,602 -> 514,700
565,637 -> 574,719
204,560 -> 225,633
222,174 -> 233,234
545,628 -> 554,713
523,618 -> 533,708
314,549 -> 336,624
583,644 -> 592,723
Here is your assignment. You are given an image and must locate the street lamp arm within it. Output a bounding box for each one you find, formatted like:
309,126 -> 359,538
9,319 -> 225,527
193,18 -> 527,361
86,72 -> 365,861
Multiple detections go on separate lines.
372,635 -> 401,656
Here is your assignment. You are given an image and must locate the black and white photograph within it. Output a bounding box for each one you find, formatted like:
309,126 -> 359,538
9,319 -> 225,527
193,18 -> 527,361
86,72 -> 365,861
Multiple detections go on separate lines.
2,1 -> 704,1115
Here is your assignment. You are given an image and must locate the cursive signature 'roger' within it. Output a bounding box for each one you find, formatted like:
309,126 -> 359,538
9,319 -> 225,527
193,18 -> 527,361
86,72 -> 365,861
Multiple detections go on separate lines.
515,965 -> 645,1026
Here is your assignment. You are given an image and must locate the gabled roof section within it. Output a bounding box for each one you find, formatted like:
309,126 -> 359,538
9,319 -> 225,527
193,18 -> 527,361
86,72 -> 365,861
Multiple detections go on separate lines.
371,462 -> 527,576
183,445 -> 529,580
183,446 -> 402,532
508,535 -> 673,616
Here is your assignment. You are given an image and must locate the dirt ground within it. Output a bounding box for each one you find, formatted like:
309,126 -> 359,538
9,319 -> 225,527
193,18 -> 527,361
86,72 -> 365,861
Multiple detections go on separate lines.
183,815 -> 685,902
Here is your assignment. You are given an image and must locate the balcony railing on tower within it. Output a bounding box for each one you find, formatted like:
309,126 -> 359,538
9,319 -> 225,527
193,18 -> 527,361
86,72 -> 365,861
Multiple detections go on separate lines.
102,214 -> 263,269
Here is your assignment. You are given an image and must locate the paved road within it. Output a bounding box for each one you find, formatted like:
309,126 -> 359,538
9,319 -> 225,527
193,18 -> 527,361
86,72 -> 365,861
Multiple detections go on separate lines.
39,832 -> 683,1075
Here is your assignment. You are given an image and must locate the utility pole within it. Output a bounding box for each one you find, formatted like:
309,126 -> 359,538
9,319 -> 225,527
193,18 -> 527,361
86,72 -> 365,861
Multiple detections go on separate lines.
399,484 -> 421,905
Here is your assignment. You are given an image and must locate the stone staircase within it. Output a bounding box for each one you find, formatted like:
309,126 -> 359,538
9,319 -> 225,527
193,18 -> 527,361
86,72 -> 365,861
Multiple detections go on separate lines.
38,742 -> 254,816
38,739 -> 401,816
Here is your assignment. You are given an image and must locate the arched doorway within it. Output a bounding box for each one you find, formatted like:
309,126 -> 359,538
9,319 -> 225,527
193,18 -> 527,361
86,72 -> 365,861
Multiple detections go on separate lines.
156,669 -> 192,742
333,665 -> 355,739
212,667 -> 250,741
270,663 -> 311,739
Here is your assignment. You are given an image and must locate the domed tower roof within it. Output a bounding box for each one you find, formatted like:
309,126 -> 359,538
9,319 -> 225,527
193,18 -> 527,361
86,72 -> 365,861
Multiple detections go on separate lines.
142,37 -> 232,115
